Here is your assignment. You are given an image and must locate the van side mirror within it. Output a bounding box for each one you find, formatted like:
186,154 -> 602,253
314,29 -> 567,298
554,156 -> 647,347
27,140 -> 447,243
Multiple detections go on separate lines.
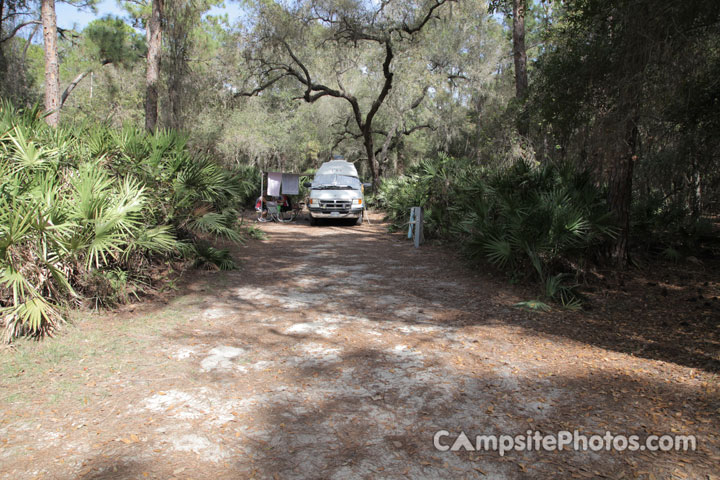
363,182 -> 373,190
303,182 -> 312,188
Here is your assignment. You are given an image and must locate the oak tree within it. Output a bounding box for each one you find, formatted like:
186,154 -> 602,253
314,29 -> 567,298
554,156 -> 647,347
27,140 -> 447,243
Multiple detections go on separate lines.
241,0 -> 455,186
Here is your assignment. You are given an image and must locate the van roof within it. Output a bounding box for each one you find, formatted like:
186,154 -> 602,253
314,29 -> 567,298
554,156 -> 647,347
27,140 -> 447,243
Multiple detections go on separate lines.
316,160 -> 358,177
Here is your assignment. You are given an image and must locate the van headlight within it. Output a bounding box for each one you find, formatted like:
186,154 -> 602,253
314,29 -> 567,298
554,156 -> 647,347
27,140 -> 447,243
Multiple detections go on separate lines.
309,198 -> 319,205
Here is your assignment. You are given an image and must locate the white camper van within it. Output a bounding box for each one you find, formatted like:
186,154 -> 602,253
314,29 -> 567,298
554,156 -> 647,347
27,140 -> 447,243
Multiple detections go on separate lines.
306,159 -> 368,225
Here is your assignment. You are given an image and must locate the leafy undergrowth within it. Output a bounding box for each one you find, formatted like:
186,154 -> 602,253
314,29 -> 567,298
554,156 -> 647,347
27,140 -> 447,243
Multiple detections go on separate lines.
378,156 -> 616,307
378,154 -> 719,310
0,101 -> 259,341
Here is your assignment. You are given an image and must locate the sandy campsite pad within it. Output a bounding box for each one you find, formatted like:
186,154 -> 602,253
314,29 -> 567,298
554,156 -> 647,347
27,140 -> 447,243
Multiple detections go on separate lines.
1,212 -> 718,479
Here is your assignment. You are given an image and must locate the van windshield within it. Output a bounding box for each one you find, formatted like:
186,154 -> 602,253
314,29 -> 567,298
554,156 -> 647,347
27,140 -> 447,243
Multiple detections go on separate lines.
311,174 -> 361,190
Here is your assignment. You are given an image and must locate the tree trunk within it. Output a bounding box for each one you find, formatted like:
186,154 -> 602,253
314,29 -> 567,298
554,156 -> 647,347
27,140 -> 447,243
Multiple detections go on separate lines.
512,0 -> 528,100
145,0 -> 163,132
608,117 -> 638,266
362,129 -> 380,188
377,122 -> 399,175
41,0 -> 59,127
512,0 -> 529,137
168,70 -> 182,130
0,1 -> 5,78
690,156 -> 702,219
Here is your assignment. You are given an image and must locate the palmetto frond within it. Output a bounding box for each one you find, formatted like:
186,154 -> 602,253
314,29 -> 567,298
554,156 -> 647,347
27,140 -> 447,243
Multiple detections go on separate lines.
2,296 -> 64,341
0,104 -> 249,341
379,156 -> 618,307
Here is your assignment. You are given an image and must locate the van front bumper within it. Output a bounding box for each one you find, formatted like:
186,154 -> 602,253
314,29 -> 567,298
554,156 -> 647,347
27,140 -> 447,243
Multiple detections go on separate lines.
308,208 -> 363,219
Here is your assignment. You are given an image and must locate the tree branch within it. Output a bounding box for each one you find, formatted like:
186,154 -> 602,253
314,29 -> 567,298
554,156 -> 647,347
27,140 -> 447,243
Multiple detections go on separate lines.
60,60 -> 112,108
409,86 -> 429,110
374,124 -> 435,159
399,0 -> 451,36
365,41 -> 394,129
234,74 -> 289,97
0,19 -> 39,43
22,23 -> 40,61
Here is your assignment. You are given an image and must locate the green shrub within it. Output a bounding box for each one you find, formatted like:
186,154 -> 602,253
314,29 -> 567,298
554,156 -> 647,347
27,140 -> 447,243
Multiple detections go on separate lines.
631,191 -> 719,257
376,154 -> 483,238
0,101 -> 255,340
378,155 -> 617,305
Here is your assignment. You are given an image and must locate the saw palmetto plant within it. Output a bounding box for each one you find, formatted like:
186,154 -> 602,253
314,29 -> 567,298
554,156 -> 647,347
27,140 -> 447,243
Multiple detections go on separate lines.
0,102 -> 253,341
378,155 -> 617,306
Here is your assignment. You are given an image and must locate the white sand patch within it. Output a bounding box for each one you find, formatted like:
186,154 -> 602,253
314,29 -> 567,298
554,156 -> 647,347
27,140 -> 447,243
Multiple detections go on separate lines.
258,315 -> 281,325
232,287 -> 275,305
295,277 -> 321,287
235,360 -> 275,373
285,314 -> 375,337
396,324 -> 440,334
298,343 -> 342,359
143,388 -> 243,425
365,330 -> 382,336
200,345 -> 246,372
315,313 -> 349,324
175,346 -> 196,360
276,292 -> 330,310
202,306 -> 235,320
378,345 -> 425,378
249,360 -> 274,371
319,313 -> 375,326
285,322 -> 338,337
284,343 -> 343,367
390,344 -> 425,359
170,434 -> 226,462
144,390 -> 207,419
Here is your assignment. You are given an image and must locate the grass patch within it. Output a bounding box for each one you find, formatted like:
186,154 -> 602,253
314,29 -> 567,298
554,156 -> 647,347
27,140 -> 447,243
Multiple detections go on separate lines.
0,293 -> 199,408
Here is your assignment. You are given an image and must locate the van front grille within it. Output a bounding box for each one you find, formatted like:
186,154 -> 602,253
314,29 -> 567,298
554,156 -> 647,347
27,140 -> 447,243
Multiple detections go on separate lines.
319,200 -> 352,210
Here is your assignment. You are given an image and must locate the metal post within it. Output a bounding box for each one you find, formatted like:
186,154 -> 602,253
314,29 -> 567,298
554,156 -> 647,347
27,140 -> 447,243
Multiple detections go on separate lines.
408,208 -> 415,239
415,207 -> 423,248
409,206 -> 423,248
411,207 -> 424,248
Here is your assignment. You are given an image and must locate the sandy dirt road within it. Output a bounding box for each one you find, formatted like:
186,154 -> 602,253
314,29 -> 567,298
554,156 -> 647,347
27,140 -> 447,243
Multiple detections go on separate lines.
1,213 -> 718,479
